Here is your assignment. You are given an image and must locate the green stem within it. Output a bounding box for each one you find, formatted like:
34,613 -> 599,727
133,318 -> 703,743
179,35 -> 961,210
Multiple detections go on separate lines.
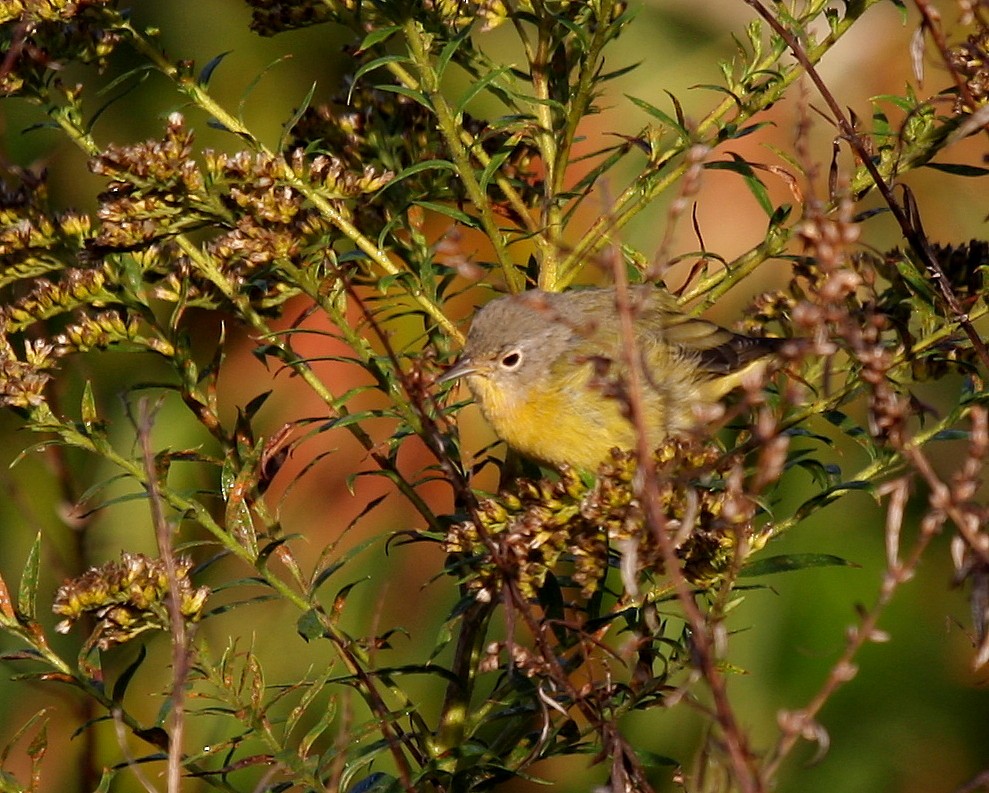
403,19 -> 525,293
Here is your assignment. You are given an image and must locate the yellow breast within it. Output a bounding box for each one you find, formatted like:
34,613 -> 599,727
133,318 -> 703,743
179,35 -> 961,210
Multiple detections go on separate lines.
466,363 -> 682,471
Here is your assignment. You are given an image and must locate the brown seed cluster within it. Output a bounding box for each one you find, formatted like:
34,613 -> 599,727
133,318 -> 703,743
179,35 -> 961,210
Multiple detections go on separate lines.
89,113 -> 390,304
289,84 -> 542,231
0,109 -> 399,412
0,0 -> 122,97
947,28 -> 989,113
245,0 -> 510,36
53,552 -> 209,651
0,334 -> 58,410
445,439 -> 753,603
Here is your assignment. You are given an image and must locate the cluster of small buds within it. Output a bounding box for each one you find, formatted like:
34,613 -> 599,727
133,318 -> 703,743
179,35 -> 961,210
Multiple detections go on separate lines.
54,309 -> 161,355
245,0 -> 351,35
308,155 -> 393,198
741,291 -> 798,337
1,171 -> 91,269
53,552 -> 209,651
246,0 -> 510,35
81,114 -> 391,305
598,443 -> 752,587
90,115 -> 203,251
479,640 -> 555,678
289,86 -> 542,229
0,166 -> 178,407
92,114 -> 200,189
946,29 -> 989,113
2,268 -> 111,331
0,0 -> 122,96
446,467 -> 608,601
446,439 -> 754,603
0,333 -> 58,410
424,0 -> 511,31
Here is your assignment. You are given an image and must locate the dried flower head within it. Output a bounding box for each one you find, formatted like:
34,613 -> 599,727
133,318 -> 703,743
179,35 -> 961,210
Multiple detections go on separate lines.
0,0 -> 123,97
446,438 -> 756,602
947,29 -> 989,113
53,552 -> 209,650
0,332 -> 58,410
289,83 -> 542,231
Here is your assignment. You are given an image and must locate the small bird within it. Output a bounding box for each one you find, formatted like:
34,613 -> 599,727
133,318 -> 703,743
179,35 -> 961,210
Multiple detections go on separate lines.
440,286 -> 783,470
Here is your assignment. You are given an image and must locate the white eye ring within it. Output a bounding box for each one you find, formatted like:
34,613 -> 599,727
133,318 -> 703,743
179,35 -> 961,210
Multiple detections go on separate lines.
499,349 -> 523,369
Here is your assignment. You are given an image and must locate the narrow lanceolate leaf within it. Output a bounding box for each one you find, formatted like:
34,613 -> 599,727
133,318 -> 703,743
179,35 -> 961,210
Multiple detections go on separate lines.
357,24 -> 402,52
198,51 -> 232,86
111,644 -> 148,704
279,80 -> 318,153
374,83 -> 434,110
626,94 -> 689,143
705,154 -> 774,217
921,162 -> 989,177
411,200 -> 480,227
80,381 -> 98,431
18,532 -> 43,621
381,159 -> 458,192
0,572 -> 16,624
350,55 -> 413,98
455,66 -> 511,116
740,554 -> 856,577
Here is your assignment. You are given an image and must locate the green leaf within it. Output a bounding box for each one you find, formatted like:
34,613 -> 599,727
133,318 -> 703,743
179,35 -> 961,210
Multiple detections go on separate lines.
705,154 -> 773,216
300,698 -> 336,757
374,83 -> 433,110
626,94 -> 689,142
198,51 -> 232,86
357,25 -> 402,52
350,55 -> 413,100
347,772 -> 399,793
633,749 -> 679,768
822,410 -> 868,438
237,55 -> 293,126
111,645 -> 148,704
455,66 -> 511,116
478,142 -> 517,192
436,24 -> 472,79
80,381 -> 98,431
922,162 -> 989,177
740,554 -> 855,577
88,70 -> 151,134
0,708 -> 50,767
931,429 -> 969,441
92,768 -> 115,793
243,390 -> 272,421
411,200 -> 479,227
297,609 -> 325,642
380,159 -> 458,192
331,578 -> 368,621
18,533 -> 42,621
279,80 -> 318,153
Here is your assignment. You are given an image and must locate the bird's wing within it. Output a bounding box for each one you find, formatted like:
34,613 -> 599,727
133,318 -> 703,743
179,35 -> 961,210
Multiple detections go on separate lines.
637,299 -> 784,375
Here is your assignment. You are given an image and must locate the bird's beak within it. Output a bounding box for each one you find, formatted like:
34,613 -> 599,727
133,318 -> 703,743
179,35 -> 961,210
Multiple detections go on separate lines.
438,356 -> 480,384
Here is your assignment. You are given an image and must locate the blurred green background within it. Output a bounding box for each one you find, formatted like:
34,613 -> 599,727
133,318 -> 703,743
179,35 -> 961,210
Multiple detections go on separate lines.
1,1 -> 987,791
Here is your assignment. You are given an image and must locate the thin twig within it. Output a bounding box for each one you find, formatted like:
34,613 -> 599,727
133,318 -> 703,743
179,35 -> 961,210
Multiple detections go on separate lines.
136,398 -> 190,793
610,265 -> 761,792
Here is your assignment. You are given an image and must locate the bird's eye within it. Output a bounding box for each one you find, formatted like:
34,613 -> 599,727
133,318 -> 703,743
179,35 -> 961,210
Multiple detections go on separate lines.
500,350 -> 522,369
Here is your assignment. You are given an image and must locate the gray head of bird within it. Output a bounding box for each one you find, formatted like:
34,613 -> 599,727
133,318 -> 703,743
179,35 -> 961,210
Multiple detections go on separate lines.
438,292 -> 580,394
